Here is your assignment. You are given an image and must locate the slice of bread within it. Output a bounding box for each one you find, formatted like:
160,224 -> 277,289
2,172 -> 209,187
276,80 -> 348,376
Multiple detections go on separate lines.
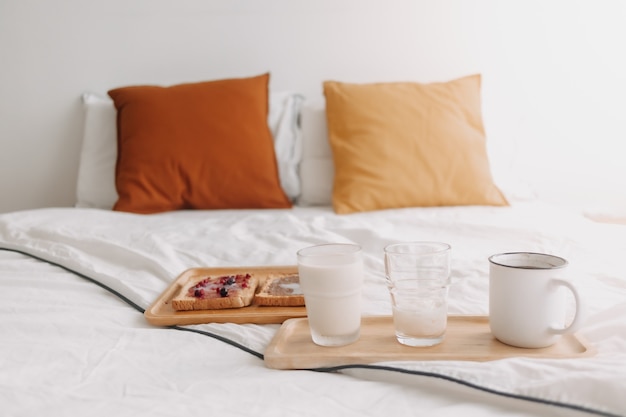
171,273 -> 259,311
255,274 -> 304,307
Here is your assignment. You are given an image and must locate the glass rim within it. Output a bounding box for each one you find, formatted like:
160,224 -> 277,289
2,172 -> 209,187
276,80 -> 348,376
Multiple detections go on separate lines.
297,243 -> 362,258
384,241 -> 451,255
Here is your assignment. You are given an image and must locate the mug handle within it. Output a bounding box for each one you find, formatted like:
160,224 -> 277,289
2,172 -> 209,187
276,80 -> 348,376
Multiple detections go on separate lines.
549,278 -> 585,335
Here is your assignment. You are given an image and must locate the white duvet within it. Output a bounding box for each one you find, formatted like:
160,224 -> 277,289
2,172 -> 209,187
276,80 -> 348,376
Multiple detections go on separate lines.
1,202 -> 625,417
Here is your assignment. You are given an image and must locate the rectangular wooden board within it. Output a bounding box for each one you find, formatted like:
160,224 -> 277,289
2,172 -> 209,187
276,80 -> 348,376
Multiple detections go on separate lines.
264,315 -> 595,369
144,266 -> 306,325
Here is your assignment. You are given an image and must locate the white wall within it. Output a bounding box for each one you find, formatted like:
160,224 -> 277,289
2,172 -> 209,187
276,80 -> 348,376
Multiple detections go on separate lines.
1,0 -> 625,213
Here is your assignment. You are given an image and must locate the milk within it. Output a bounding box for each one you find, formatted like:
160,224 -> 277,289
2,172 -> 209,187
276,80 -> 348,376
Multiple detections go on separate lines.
297,245 -> 363,347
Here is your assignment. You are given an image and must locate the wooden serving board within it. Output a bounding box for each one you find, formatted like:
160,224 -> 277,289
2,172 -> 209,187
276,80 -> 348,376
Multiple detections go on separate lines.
144,266 -> 306,326
264,315 -> 595,369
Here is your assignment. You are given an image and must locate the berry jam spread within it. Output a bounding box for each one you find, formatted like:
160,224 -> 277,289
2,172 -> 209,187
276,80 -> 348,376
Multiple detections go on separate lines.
188,274 -> 251,299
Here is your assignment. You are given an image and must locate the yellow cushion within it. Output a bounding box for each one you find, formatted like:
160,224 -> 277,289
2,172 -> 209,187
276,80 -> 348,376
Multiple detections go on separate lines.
323,74 -> 508,214
108,73 -> 291,214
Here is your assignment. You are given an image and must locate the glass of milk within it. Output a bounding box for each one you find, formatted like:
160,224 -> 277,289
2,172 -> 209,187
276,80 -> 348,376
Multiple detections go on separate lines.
384,242 -> 451,347
297,243 -> 364,347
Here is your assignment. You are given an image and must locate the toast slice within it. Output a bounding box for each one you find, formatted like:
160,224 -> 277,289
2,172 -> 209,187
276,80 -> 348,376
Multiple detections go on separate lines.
254,273 -> 304,307
171,273 -> 259,311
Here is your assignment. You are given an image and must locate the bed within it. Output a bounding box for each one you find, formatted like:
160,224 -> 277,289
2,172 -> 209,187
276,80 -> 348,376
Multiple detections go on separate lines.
1,72 -> 625,417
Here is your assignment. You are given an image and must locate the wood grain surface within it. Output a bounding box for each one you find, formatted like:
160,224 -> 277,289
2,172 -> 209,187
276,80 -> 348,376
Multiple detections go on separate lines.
144,266 -> 306,325
264,315 -> 595,369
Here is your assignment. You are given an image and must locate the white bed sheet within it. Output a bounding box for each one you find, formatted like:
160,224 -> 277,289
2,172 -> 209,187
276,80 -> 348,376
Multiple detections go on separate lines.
1,202 -> 625,417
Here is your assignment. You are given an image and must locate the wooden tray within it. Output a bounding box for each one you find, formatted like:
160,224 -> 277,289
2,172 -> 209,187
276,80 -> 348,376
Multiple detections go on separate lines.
144,266 -> 306,325
264,315 -> 595,369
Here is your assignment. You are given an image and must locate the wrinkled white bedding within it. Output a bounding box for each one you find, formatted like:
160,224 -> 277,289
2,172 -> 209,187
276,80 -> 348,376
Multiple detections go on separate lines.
1,202 -> 625,417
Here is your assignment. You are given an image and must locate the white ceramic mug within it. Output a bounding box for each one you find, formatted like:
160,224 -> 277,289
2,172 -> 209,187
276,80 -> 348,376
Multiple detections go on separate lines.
488,252 -> 585,348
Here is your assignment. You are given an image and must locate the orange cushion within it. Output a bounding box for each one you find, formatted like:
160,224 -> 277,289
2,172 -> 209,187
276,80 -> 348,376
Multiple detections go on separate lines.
108,73 -> 291,214
323,74 -> 508,214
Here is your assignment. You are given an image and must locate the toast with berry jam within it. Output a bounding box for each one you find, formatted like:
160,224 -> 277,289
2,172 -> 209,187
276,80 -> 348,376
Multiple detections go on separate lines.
254,274 -> 305,307
171,273 -> 259,311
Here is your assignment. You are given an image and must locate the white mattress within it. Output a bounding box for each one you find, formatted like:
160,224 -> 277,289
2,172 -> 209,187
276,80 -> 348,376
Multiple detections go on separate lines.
1,202 -> 625,417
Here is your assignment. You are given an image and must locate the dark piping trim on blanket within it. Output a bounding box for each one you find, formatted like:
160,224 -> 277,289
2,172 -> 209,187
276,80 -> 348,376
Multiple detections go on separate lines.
311,364 -> 622,417
0,247 -> 263,359
0,246 -> 620,417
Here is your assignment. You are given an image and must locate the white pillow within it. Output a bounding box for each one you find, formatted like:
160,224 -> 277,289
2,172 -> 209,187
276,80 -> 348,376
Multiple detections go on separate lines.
76,93 -> 118,209
268,91 -> 305,201
76,91 -> 304,209
297,98 -> 334,206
